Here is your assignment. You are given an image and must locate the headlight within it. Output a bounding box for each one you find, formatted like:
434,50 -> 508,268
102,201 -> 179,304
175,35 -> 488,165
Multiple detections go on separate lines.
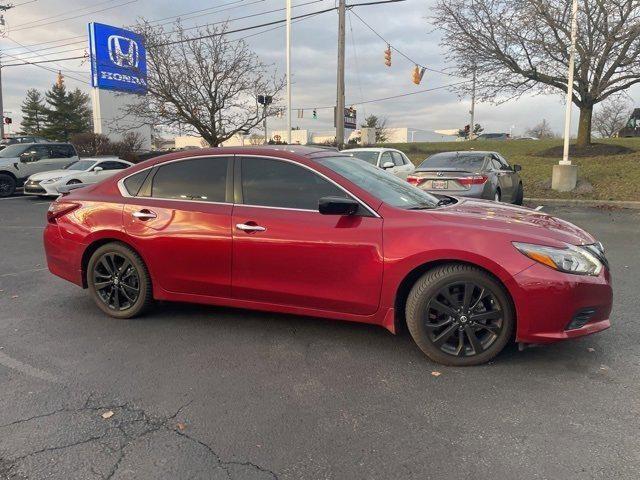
42,177 -> 62,184
513,242 -> 603,276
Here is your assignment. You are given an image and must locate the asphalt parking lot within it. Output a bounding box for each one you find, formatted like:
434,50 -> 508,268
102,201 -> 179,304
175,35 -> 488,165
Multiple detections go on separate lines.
0,196 -> 638,480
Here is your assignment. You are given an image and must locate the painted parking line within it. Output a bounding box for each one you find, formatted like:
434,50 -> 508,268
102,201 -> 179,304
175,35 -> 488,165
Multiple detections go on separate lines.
0,350 -> 58,383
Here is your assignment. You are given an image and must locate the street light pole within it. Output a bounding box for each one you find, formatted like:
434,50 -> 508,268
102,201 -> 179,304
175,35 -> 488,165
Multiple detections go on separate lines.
285,0 -> 292,145
561,0 -> 579,165
335,0 -> 346,148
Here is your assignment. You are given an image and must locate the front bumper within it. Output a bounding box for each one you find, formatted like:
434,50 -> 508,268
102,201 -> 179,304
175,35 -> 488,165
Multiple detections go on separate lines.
24,180 -> 59,196
512,263 -> 612,344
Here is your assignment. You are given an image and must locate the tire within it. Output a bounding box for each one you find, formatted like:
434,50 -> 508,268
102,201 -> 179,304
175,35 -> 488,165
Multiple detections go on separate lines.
0,173 -> 16,198
406,264 -> 514,366
87,242 -> 153,319
493,189 -> 501,202
513,183 -> 524,205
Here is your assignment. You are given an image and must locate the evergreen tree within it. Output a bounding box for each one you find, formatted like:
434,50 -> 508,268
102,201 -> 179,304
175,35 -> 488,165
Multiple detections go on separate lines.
42,73 -> 92,140
19,89 -> 46,135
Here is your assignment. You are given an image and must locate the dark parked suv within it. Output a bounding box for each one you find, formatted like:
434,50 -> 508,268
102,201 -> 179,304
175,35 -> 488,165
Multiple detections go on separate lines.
0,143 -> 78,197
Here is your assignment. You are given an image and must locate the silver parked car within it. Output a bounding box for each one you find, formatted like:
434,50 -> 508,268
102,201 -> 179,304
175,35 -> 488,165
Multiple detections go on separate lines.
340,148 -> 415,179
407,151 -> 523,204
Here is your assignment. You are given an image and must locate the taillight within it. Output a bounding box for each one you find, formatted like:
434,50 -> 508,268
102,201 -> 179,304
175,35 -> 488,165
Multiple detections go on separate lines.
407,176 -> 426,186
47,201 -> 80,223
457,175 -> 488,187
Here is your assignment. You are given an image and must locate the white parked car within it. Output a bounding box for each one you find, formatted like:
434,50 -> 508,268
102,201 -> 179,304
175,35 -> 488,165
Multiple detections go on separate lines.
340,148 -> 415,179
24,157 -> 133,197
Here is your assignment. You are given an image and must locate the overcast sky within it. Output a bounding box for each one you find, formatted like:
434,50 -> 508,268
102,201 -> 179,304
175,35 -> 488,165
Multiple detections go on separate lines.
3,0 -> 638,137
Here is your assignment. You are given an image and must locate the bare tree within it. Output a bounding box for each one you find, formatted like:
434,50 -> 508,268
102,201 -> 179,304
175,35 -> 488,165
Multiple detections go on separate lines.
119,21 -> 284,147
525,119 -> 556,139
433,0 -> 640,147
592,95 -> 633,138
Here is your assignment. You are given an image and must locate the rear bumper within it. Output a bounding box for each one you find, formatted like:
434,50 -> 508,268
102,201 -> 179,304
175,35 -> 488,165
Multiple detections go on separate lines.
512,263 -> 612,344
43,223 -> 85,287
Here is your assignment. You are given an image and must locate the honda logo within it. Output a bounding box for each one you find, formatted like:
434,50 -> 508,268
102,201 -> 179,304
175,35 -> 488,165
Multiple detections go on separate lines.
108,35 -> 139,69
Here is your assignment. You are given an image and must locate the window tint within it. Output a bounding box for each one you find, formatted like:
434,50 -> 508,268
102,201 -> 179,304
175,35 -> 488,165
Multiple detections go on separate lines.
151,157 -> 228,202
99,161 -> 129,171
391,151 -> 405,166
32,145 -> 51,160
241,157 -> 347,210
418,153 -> 485,171
50,145 -> 75,158
348,151 -> 379,165
123,170 -> 151,196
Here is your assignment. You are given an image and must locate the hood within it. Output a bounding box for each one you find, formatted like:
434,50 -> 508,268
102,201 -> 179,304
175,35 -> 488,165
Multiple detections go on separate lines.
432,197 -> 595,246
29,169 -> 80,181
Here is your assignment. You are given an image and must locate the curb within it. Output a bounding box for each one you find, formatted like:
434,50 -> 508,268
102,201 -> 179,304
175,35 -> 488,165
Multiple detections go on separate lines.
524,198 -> 640,210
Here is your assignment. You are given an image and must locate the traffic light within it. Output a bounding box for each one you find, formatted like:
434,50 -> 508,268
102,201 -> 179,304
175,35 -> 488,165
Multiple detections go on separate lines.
3,117 -> 11,125
384,45 -> 392,67
312,109 -> 318,120
412,65 -> 426,85
464,124 -> 471,136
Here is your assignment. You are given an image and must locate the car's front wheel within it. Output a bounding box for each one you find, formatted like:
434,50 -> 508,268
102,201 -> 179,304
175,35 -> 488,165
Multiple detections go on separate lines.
406,264 -> 514,366
87,242 -> 153,319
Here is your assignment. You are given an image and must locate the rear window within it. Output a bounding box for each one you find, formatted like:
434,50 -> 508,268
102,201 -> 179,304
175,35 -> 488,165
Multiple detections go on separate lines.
418,153 -> 485,171
346,151 -> 379,165
123,170 -> 151,196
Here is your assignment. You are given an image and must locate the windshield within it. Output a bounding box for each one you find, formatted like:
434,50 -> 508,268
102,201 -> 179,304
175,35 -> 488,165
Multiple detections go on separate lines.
64,160 -> 97,170
0,144 -> 29,158
318,156 -> 439,210
418,153 -> 485,171
345,150 -> 379,165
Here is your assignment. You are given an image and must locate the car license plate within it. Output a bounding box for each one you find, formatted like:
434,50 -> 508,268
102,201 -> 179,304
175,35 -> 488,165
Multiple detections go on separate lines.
431,180 -> 448,189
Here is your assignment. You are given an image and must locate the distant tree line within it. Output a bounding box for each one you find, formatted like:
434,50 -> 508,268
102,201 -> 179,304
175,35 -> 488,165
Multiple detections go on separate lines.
19,74 -> 92,141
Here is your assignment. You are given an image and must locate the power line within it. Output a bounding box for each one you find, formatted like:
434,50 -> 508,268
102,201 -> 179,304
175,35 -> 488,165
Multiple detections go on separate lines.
295,81 -> 470,110
9,0 -> 139,32
349,9 -> 463,78
10,0 -> 118,29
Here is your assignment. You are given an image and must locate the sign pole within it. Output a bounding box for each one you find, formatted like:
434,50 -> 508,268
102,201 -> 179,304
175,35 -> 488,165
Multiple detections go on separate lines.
561,0 -> 579,166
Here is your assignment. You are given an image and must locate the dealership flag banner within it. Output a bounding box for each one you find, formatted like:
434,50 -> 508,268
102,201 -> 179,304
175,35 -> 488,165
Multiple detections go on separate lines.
88,22 -> 147,94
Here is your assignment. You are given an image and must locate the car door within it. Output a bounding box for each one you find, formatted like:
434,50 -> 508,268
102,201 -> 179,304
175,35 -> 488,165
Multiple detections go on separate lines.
492,154 -> 515,200
123,156 -> 233,298
90,160 -> 129,183
16,144 -> 54,180
231,156 -> 384,315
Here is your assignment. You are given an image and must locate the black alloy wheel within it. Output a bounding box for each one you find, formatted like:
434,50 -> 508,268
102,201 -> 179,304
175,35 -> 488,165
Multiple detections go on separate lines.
87,243 -> 153,319
425,282 -> 503,357
93,252 -> 141,311
0,174 -> 16,197
406,264 -> 514,366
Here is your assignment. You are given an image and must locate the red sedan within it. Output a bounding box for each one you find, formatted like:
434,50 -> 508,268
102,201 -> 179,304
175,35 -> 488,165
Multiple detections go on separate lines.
44,147 -> 612,366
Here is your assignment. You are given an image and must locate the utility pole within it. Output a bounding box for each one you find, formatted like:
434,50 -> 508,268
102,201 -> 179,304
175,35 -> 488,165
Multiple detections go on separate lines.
285,0 -> 292,145
468,67 -> 476,140
335,0 -> 346,148
0,64 -> 4,139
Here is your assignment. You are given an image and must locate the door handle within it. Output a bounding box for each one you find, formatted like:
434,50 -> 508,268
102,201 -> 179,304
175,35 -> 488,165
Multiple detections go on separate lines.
132,209 -> 157,220
236,223 -> 266,232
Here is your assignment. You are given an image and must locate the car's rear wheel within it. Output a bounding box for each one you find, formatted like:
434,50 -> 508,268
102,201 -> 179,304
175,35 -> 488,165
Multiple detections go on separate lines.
0,174 -> 16,197
406,264 -> 514,366
513,183 -> 524,205
87,243 -> 153,319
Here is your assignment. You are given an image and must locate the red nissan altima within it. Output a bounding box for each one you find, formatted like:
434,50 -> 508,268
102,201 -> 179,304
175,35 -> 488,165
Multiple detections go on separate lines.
44,146 -> 612,365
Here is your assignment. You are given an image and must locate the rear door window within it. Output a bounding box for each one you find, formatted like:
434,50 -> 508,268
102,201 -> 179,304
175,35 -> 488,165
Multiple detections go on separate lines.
150,157 -> 229,202
240,157 -> 347,210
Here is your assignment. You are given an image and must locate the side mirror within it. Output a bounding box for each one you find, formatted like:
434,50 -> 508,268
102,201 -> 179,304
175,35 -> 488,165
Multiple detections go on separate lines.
381,161 -> 394,169
93,166 -> 103,173
513,164 -> 522,172
319,196 -> 360,216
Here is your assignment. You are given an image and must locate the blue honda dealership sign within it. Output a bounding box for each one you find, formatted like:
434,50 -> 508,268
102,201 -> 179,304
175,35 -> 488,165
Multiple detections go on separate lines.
88,22 -> 147,94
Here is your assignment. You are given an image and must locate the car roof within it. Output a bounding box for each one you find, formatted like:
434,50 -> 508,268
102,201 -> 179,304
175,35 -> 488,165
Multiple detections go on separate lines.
20,142 -> 72,147
430,151 -> 495,156
342,147 -> 398,153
